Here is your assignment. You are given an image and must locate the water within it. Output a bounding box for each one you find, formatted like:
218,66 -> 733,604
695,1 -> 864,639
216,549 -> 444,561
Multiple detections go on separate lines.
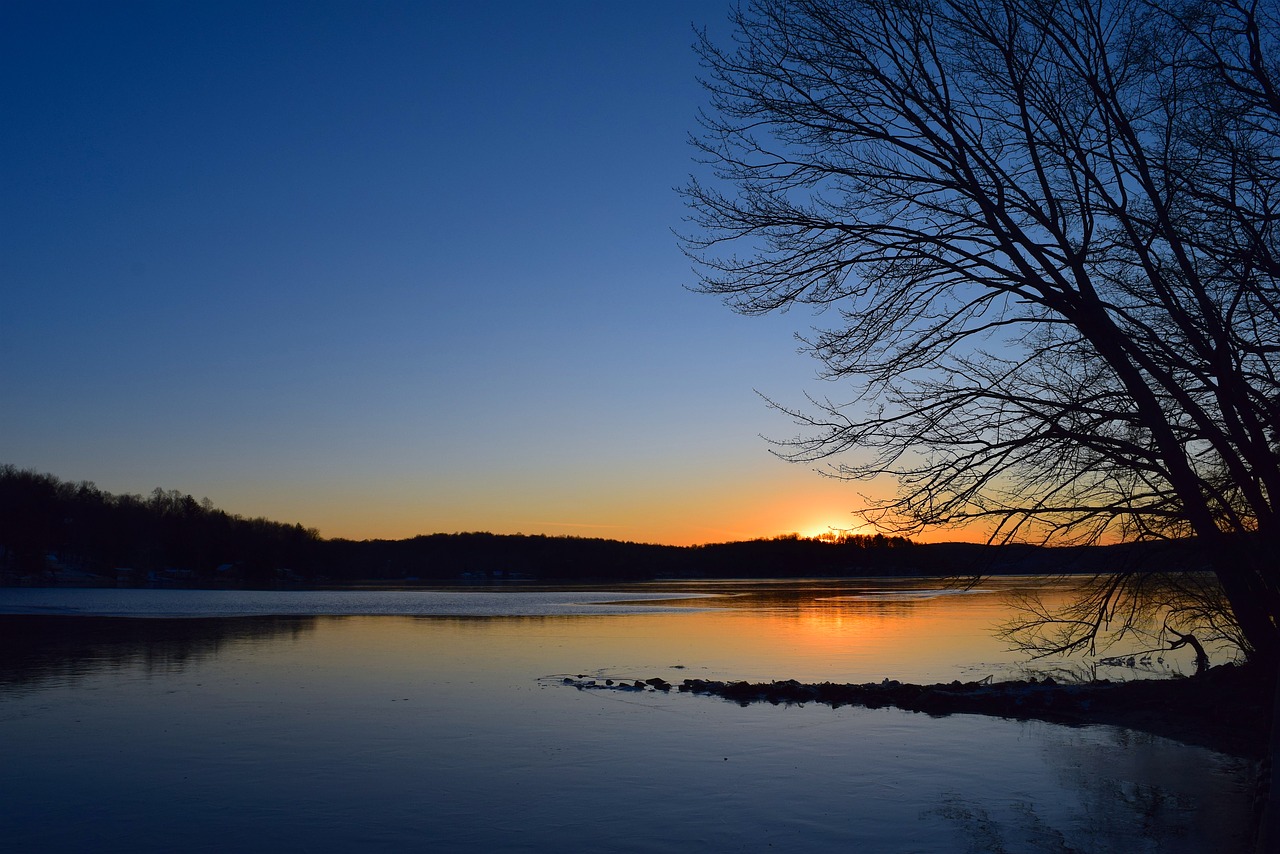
0,586 -> 719,618
0,579 -> 1258,852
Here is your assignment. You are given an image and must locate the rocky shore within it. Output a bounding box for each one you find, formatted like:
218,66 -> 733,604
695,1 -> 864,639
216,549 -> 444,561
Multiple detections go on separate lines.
563,662 -> 1274,760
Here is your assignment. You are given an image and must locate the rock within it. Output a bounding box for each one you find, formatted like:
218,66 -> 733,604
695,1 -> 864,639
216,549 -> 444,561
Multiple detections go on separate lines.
557,665 -> 1270,759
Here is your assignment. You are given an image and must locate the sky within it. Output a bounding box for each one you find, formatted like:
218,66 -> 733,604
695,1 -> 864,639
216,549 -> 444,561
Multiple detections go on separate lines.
1,1 -> 932,546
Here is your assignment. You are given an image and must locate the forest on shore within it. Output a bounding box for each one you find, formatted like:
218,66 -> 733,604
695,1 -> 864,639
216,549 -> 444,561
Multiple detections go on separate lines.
0,466 -> 1199,586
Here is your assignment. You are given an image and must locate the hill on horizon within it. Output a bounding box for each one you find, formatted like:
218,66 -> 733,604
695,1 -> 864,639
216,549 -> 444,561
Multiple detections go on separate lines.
0,465 -> 1201,586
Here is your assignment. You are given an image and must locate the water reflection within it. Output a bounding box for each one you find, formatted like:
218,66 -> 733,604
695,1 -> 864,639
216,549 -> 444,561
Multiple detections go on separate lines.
629,576 -> 993,612
927,722 -> 1254,853
0,583 -> 1256,852
0,615 -> 318,692
0,579 -> 1213,686
625,577 -> 1214,681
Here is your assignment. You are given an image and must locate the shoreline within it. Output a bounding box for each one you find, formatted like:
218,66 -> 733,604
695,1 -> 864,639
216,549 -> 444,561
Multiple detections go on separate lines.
565,662 -> 1274,760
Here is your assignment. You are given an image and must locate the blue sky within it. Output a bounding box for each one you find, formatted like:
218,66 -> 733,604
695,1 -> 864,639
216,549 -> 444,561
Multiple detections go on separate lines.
1,1 -> 900,544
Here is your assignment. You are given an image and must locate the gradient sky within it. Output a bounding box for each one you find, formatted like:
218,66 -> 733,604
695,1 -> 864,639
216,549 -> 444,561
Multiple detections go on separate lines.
2,1 -> 927,545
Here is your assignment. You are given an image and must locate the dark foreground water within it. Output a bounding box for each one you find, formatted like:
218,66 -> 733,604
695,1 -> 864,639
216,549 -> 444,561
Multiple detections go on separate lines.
0,579 -> 1258,852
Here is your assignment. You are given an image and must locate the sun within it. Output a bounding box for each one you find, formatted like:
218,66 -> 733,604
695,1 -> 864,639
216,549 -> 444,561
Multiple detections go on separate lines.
799,521 -> 871,541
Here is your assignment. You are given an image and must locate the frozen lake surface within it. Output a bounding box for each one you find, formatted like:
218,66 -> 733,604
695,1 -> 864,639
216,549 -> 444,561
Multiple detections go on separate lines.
0,585 -> 720,618
0,579 -> 1257,852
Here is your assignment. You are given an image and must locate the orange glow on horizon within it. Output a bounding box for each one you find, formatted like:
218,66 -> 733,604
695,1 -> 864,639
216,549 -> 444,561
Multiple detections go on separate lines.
302,513 -> 996,547
210,467 -> 1000,547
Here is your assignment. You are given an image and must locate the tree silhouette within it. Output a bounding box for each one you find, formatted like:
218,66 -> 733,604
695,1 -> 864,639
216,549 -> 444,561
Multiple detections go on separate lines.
683,0 -> 1280,662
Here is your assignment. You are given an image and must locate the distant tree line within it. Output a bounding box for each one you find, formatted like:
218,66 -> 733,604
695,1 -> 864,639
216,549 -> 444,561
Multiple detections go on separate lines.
0,466 -> 323,585
0,466 -> 952,585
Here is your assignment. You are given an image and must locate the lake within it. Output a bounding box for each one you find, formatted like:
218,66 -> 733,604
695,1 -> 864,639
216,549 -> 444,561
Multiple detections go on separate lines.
0,578 -> 1257,852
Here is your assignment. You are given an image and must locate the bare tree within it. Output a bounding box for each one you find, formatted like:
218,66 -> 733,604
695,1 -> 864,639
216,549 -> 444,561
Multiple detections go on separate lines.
683,0 -> 1280,664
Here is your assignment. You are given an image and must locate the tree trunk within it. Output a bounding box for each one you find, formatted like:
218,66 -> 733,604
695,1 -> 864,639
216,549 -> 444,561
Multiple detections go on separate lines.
1212,534 -> 1280,669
